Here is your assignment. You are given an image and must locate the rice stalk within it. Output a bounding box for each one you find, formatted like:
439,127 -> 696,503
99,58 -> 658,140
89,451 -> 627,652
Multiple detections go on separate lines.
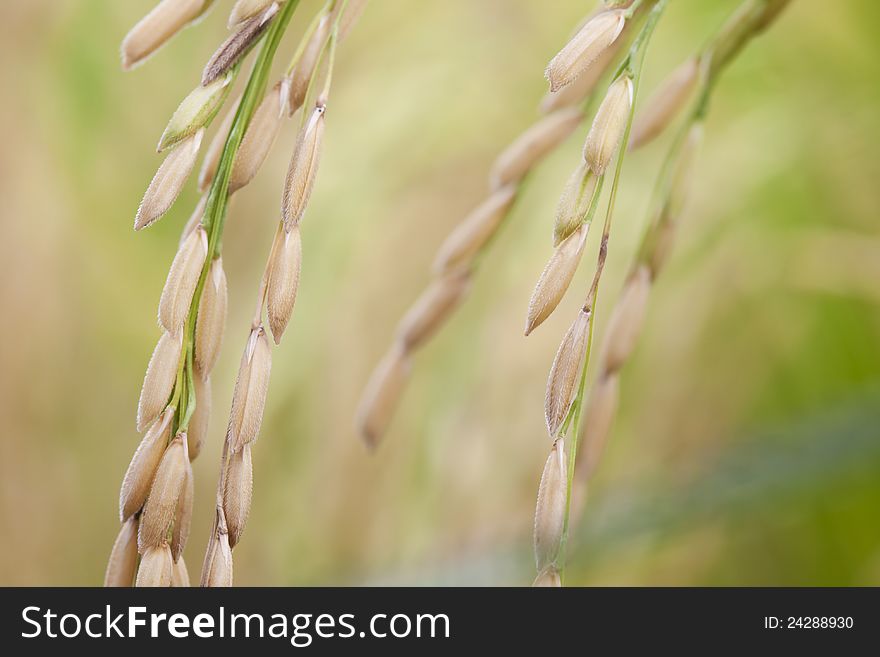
109,0 -> 308,587
538,0 -> 792,586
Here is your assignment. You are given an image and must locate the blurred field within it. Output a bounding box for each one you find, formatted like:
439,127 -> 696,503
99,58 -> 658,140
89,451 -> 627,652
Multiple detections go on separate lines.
0,0 -> 878,586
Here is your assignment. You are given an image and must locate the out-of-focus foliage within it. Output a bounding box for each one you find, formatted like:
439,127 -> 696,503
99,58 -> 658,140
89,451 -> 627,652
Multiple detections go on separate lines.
0,0 -> 877,585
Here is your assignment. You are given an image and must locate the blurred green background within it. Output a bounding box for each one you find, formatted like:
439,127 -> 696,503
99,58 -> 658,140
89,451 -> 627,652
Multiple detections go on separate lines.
0,0 -> 878,586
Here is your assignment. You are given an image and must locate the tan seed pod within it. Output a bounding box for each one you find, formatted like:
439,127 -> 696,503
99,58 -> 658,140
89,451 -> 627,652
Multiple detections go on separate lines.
288,15 -> 331,115
584,75 -> 633,175
158,72 -> 234,152
396,271 -> 471,351
134,129 -> 204,231
198,96 -> 241,193
554,163 -> 599,247
201,513 -> 234,587
195,257 -> 228,374
577,373 -> 619,481
202,3 -> 279,85
534,439 -> 568,571
171,450 -> 194,562
281,103 -> 325,231
137,331 -> 182,432
136,543 -> 173,587
159,225 -> 208,333
540,35 -> 620,114
356,344 -> 411,449
120,408 -> 174,520
525,225 -> 588,336
230,80 -> 288,193
188,374 -> 212,461
545,309 -> 591,437
121,0 -> 214,71
533,566 -> 562,587
104,517 -> 139,587
545,9 -> 626,92
138,434 -> 188,553
333,0 -> 368,42
171,556 -> 191,587
266,224 -> 302,344
229,0 -> 282,28
180,194 -> 208,246
227,326 -> 272,452
602,265 -> 651,373
433,185 -> 517,274
223,444 -> 253,548
489,108 -> 583,190
629,58 -> 699,150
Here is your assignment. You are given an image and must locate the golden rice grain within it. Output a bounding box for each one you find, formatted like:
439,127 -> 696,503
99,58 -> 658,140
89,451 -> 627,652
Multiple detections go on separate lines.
229,80 -> 288,193
136,542 -> 173,587
525,224 -> 588,336
288,15 -> 331,115
121,0 -> 214,71
171,450 -> 194,562
602,265 -> 651,373
159,226 -> 208,333
578,373 -> 619,481
396,270 -> 471,351
138,434 -> 188,553
104,517 -> 139,587
432,185 -> 517,275
281,103 -> 325,231
135,130 -> 204,231
120,407 -> 174,520
355,344 -> 411,449
188,374 -> 212,461
584,75 -> 633,175
545,9 -> 626,92
195,257 -> 228,374
223,444 -> 253,548
489,108 -> 583,190
629,57 -> 698,150
540,26 -> 622,114
545,309 -> 591,437
533,439 -> 568,571
554,163 -> 599,247
201,514 -> 234,587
